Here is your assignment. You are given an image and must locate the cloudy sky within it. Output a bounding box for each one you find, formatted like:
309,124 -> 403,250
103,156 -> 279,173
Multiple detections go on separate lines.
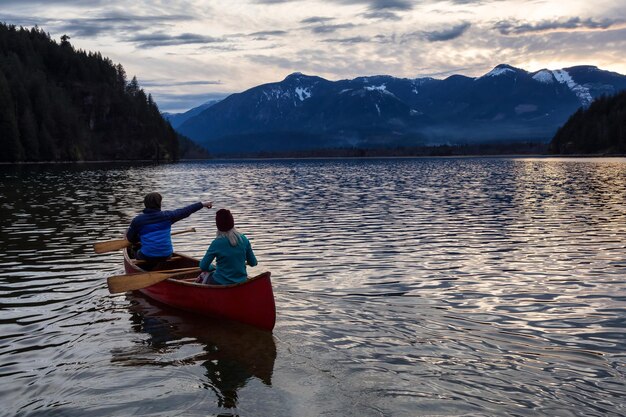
2,0 -> 625,112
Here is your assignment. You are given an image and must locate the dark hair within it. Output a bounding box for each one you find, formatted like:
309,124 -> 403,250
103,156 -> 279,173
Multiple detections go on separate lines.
144,192 -> 162,209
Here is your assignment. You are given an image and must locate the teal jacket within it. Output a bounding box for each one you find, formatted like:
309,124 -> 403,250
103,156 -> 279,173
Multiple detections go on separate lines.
199,234 -> 257,285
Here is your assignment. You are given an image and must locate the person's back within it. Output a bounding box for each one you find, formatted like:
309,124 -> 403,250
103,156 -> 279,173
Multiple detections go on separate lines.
199,209 -> 257,285
127,192 -> 212,263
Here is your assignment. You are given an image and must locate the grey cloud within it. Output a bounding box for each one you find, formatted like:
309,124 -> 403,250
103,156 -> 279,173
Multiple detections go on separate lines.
249,30 -> 288,40
309,0 -> 414,10
322,36 -> 371,43
253,0 -> 502,8
242,15 -> 626,86
301,17 -> 335,24
58,20 -> 146,37
141,80 -> 223,88
165,45 -> 240,54
127,32 -> 227,48
71,11 -> 193,24
256,0 -> 413,11
362,10 -> 402,21
0,13 -> 49,27
448,0 -> 500,3
494,17 -> 622,35
249,30 -> 288,36
489,24 -> 626,54
345,0 -> 413,10
10,11 -> 196,38
300,17 -> 355,36
198,44 -> 242,52
373,34 -> 396,42
310,23 -> 356,34
422,22 -> 471,41
0,0 -> 105,4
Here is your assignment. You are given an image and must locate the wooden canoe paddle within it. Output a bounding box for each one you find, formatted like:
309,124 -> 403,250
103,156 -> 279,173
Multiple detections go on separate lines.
107,266 -> 201,294
93,227 -> 196,254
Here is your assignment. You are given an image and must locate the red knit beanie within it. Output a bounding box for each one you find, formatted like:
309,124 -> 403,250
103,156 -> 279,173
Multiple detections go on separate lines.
215,209 -> 234,232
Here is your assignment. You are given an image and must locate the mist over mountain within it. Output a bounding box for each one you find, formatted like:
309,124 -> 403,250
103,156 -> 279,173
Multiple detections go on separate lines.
162,98 -> 222,129
176,65 -> 626,156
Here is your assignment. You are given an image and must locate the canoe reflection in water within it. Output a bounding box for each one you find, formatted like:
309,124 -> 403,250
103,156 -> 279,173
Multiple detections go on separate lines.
111,293 -> 277,409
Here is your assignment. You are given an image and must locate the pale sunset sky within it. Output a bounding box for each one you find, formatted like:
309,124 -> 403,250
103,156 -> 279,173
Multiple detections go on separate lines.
1,0 -> 625,112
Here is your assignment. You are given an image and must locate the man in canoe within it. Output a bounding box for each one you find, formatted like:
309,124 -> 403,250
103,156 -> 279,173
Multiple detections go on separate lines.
127,192 -> 212,269
197,208 -> 257,285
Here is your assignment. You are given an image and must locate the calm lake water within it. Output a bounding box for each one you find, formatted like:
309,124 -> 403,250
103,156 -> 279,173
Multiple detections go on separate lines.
0,157 -> 625,416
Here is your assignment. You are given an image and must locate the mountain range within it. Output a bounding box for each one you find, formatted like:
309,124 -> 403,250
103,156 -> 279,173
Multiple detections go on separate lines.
172,64 -> 626,155
162,98 -> 222,129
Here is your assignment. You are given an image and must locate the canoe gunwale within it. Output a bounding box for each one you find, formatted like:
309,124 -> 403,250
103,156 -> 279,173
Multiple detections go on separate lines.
123,248 -> 271,288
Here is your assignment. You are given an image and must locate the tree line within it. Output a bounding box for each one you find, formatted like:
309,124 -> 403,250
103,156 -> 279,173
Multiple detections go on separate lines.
550,91 -> 626,154
0,23 -> 204,162
213,141 -> 548,158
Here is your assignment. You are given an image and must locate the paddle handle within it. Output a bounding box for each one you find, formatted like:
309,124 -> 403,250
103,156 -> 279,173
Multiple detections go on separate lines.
172,227 -> 196,236
94,227 -> 197,254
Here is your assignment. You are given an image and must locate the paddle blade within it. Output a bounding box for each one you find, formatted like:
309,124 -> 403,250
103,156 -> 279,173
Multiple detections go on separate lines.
107,267 -> 200,294
93,239 -> 131,254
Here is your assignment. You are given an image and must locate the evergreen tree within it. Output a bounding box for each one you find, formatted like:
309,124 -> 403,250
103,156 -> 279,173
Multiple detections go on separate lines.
550,91 -> 626,154
126,76 -> 139,96
19,106 -> 39,159
0,22 -> 184,162
0,70 -> 21,161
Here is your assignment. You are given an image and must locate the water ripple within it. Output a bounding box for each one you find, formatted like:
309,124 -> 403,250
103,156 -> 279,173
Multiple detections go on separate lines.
0,158 -> 625,416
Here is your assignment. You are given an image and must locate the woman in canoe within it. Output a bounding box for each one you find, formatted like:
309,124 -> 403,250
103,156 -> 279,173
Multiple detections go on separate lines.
197,208 -> 257,285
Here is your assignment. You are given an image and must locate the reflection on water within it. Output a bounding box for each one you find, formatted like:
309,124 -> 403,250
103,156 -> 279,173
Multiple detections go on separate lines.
0,157 -> 625,416
114,295 -> 276,410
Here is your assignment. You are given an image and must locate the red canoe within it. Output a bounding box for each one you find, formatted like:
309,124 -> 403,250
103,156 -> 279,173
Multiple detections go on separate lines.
123,248 -> 276,331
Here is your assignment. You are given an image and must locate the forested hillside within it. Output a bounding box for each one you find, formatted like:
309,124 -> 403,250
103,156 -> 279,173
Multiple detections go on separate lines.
0,23 -> 183,162
550,91 -> 626,154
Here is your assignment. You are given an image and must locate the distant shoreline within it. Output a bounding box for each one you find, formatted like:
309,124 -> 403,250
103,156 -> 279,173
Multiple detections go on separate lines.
0,159 -> 166,165
186,154 -> 626,162
2,154 -> 625,165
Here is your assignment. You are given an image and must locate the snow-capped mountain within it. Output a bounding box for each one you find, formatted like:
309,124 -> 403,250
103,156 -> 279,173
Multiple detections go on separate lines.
176,64 -> 626,155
